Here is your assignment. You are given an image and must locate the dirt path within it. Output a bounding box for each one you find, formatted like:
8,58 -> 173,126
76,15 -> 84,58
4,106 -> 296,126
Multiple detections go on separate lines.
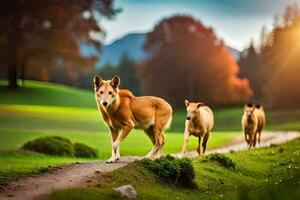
0,131 -> 299,200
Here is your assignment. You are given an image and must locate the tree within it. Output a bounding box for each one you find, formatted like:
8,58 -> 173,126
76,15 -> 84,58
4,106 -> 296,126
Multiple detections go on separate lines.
118,53 -> 143,95
238,40 -> 262,101
261,8 -> 300,108
237,4 -> 300,108
97,54 -> 143,95
0,0 -> 118,88
140,16 -> 252,107
97,63 -> 117,80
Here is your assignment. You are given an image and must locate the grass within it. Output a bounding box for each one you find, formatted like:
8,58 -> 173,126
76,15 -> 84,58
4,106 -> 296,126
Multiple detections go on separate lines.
0,80 -> 299,184
1,80 -> 300,132
44,139 -> 300,200
0,128 -> 237,183
0,80 -> 95,108
0,150 -> 90,184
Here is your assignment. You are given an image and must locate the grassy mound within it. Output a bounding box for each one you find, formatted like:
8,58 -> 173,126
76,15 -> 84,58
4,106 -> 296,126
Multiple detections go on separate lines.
139,155 -> 196,188
74,143 -> 98,158
202,153 -> 235,169
0,80 -> 95,108
22,136 -> 98,158
22,136 -> 75,157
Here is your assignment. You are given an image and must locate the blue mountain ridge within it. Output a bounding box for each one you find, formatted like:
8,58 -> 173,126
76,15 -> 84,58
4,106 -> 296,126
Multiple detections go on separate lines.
81,33 -> 241,68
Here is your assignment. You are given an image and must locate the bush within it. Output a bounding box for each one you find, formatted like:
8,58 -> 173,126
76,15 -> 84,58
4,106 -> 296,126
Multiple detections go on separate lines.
22,136 -> 75,156
139,155 -> 196,188
22,136 -> 98,158
202,153 -> 235,170
74,143 -> 98,158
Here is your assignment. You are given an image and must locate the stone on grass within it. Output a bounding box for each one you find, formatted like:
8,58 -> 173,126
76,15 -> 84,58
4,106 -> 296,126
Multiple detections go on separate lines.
113,185 -> 137,199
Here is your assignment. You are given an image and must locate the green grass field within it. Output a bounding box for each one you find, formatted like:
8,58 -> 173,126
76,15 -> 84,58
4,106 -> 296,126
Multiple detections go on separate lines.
0,80 -> 299,184
45,139 -> 300,200
0,80 -> 237,183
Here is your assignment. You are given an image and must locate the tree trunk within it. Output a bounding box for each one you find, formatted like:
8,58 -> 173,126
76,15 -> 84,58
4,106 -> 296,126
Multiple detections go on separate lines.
8,57 -> 19,88
7,22 -> 20,88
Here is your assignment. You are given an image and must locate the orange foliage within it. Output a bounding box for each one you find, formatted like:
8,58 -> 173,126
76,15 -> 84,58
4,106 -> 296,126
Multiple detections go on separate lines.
140,16 -> 252,107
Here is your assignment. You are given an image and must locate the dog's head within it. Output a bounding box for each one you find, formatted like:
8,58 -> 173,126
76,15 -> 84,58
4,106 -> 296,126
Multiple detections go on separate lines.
244,103 -> 255,119
94,75 -> 120,107
185,100 -> 204,120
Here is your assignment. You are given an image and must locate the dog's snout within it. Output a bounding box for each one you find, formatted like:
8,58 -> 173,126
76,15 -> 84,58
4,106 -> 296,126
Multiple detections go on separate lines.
102,101 -> 108,107
186,116 -> 191,120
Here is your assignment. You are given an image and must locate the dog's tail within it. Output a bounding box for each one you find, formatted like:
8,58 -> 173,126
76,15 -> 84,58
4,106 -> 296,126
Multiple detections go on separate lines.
164,115 -> 172,130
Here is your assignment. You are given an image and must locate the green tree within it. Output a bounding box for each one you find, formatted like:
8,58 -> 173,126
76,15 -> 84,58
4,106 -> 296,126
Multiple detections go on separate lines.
97,54 -> 143,95
118,53 -> 143,95
0,0 -> 119,88
98,63 -> 117,80
238,40 -> 262,101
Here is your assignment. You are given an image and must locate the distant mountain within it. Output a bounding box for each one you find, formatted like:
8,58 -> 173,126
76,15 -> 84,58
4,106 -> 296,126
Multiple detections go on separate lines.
81,33 -> 241,68
99,33 -> 147,67
227,46 -> 240,61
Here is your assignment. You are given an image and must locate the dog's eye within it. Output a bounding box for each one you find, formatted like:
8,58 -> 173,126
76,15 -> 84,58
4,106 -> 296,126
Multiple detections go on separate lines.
109,91 -> 113,95
100,91 -> 104,94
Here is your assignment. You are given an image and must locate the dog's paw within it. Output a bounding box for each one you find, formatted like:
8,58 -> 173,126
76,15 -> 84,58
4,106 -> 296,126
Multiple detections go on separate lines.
177,154 -> 184,158
106,157 -> 117,163
145,154 -> 155,160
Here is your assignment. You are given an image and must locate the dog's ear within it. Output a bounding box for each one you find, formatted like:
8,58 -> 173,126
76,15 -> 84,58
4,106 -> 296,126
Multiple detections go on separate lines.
111,76 -> 120,88
185,100 -> 189,107
196,102 -> 204,108
94,75 -> 103,88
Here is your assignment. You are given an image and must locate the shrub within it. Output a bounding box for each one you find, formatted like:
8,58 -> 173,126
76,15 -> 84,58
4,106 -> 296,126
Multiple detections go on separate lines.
202,153 -> 235,170
22,136 -> 74,156
139,155 -> 196,188
74,143 -> 98,158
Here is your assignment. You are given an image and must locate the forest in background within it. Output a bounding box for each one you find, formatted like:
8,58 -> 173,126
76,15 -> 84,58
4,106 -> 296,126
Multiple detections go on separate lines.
1,2 -> 300,108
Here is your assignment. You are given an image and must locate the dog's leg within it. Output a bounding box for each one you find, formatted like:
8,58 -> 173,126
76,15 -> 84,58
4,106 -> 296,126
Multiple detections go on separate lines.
253,131 -> 257,147
249,132 -> 255,149
257,131 -> 261,147
245,133 -> 250,147
181,128 -> 190,157
202,132 -> 210,155
151,130 -> 165,158
106,127 -> 120,163
146,128 -> 164,159
112,123 -> 133,155
197,136 -> 202,156
144,126 -> 156,158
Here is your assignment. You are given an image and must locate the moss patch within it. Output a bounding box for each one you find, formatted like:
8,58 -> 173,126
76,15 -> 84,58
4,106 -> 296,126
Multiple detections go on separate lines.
202,153 -> 236,170
139,155 -> 196,188
22,136 -> 75,157
22,136 -> 97,158
74,143 -> 98,158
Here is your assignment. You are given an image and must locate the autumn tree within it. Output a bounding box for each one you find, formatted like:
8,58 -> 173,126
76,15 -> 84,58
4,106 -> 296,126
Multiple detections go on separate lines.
239,3 -> 300,108
140,16 -> 252,107
0,0 -> 118,88
260,4 -> 300,108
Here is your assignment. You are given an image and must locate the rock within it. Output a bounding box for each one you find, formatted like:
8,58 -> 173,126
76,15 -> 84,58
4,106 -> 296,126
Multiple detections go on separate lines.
113,185 -> 137,199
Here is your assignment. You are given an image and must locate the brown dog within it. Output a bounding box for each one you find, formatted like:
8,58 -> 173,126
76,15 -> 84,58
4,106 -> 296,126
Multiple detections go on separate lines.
241,104 -> 266,148
94,76 -> 172,163
241,103 -> 258,148
181,100 -> 214,157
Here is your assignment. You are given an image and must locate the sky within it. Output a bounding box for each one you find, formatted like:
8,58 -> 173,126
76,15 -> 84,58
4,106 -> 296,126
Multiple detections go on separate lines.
99,0 -> 300,51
